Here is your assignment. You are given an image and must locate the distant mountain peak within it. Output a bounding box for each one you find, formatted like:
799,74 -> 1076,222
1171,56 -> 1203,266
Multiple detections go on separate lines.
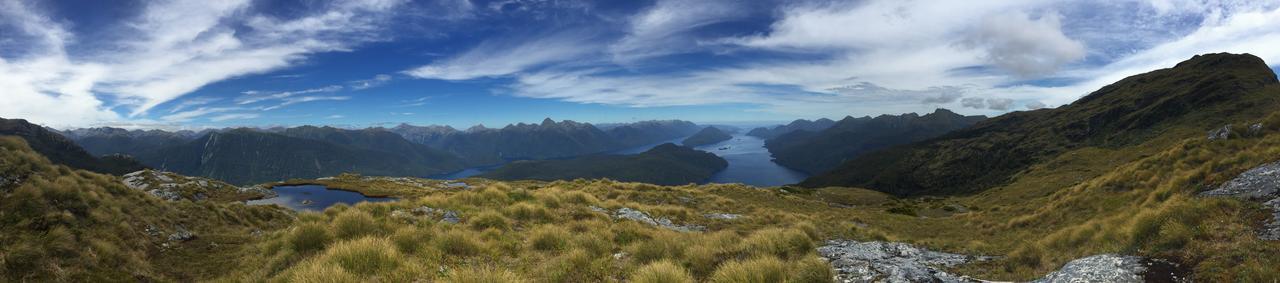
931,108 -> 958,115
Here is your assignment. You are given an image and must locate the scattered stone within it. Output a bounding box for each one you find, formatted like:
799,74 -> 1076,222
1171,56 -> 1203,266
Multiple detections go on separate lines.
1248,123 -> 1265,136
149,189 -> 182,201
441,210 -> 461,224
1200,161 -> 1280,240
588,206 -> 608,213
610,207 -> 705,232
612,252 -> 629,260
144,225 -> 163,237
704,213 -> 742,220
393,206 -> 460,224
1032,254 -> 1187,283
412,206 -> 437,215
818,240 -> 992,283
444,182 -> 471,189
943,204 -> 969,213
1207,124 -> 1233,140
124,170 -> 272,202
168,226 -> 195,242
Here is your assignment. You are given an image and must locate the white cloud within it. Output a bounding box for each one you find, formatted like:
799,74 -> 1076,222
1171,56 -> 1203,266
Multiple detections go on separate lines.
349,74 -> 393,90
0,0 -> 409,127
403,31 -> 602,80
210,113 -> 260,122
609,0 -> 745,63
487,0 -> 1280,119
163,107 -> 246,122
262,96 -> 351,111
236,85 -> 344,105
168,97 -> 222,113
962,12 -> 1086,77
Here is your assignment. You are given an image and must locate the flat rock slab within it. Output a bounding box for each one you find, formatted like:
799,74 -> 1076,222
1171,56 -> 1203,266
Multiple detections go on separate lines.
1033,254 -> 1188,283
1201,161 -> 1280,240
819,241 -> 1189,283
818,240 -> 991,283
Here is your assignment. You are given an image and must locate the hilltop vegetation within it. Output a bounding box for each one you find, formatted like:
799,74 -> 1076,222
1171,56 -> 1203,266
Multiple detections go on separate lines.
805,53 -> 1280,196
480,143 -> 728,185
766,109 -> 984,175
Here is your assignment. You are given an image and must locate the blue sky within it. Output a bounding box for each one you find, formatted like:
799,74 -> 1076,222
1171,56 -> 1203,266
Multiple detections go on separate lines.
2,0 -> 1280,129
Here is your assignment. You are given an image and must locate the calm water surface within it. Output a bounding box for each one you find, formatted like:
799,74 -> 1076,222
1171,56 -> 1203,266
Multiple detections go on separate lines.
693,134 -> 809,187
247,185 -> 393,211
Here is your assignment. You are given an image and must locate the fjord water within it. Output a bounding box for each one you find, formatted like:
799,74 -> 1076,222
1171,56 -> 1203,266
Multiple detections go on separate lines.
693,134 -> 809,187
247,185 -> 393,211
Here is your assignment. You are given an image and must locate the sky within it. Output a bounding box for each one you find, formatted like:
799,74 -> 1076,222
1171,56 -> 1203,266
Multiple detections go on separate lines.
2,0 -> 1280,129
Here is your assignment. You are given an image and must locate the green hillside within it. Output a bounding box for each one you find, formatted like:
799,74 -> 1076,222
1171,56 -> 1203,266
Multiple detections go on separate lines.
681,127 -> 732,147
766,109 -> 984,175
479,143 -> 728,185
0,118 -> 146,175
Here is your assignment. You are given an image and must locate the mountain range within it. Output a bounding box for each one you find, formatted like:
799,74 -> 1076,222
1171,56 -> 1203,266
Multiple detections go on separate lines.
803,53 -> 1280,195
747,118 -> 837,140
681,126 -> 733,147
50,119 -> 704,185
765,109 -> 985,175
478,143 -> 728,185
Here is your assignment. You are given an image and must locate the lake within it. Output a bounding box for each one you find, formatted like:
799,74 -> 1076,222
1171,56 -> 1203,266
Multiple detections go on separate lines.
247,185 -> 394,211
691,134 -> 809,187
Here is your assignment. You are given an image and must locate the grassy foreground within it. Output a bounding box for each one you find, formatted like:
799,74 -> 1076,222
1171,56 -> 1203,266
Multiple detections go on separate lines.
226,117 -> 1280,281
4,111 -> 1280,281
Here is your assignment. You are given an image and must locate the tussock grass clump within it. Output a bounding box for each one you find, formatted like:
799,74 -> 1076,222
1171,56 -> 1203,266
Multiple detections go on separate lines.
469,210 -> 511,231
503,202 -> 552,222
333,209 -> 380,240
434,230 -> 487,257
528,225 -> 571,252
709,257 -> 789,283
538,249 -> 611,282
445,266 -> 525,283
288,222 -> 333,254
632,261 -> 695,283
741,228 -> 816,260
322,237 -> 403,275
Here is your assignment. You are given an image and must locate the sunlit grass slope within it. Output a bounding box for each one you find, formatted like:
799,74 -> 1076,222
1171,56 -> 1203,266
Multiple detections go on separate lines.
229,112 -> 1280,281
0,136 -> 293,282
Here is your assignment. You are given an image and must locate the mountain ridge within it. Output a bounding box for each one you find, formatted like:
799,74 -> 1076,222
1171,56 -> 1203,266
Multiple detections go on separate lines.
802,53 -> 1280,195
